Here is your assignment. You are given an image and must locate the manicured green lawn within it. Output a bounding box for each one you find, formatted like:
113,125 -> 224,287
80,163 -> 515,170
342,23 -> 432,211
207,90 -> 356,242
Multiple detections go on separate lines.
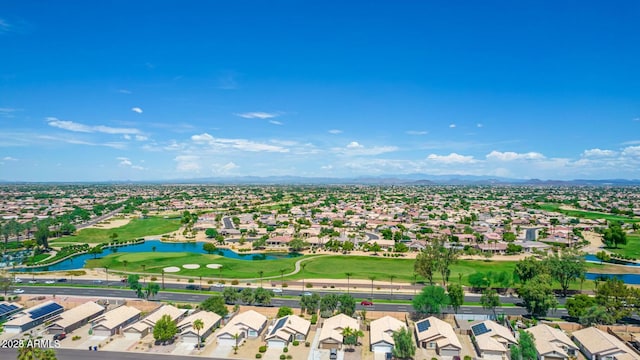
86,252 -> 303,279
606,233 -> 640,258
539,203 -> 639,223
51,217 -> 181,244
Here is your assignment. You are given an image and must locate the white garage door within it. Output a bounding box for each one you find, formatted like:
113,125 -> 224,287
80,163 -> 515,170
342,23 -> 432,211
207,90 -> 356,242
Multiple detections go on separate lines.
372,344 -> 393,353
124,332 -> 141,340
268,340 -> 286,349
93,329 -> 112,337
217,338 -> 236,346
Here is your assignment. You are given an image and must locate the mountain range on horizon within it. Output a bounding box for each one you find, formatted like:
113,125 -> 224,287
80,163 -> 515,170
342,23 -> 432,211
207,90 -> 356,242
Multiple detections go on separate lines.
2,174 -> 640,186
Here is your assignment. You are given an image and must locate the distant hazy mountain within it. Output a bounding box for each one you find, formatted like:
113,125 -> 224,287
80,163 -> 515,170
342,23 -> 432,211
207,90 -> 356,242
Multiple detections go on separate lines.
2,175 -> 640,186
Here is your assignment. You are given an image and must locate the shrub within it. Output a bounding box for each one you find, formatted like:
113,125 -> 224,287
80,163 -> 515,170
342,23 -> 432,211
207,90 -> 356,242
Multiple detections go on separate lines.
282,283 -> 288,288
259,346 -> 267,353
305,341 -> 310,347
207,280 -> 213,284
188,279 -> 194,283
464,356 -> 472,360
150,276 -> 157,281
280,355 -> 286,360
255,354 -> 262,359
283,347 -> 288,353
232,279 -> 239,285
310,313 -> 318,325
292,340 -> 299,346
72,335 -> 81,341
305,283 -> 313,288
287,356 -> 292,360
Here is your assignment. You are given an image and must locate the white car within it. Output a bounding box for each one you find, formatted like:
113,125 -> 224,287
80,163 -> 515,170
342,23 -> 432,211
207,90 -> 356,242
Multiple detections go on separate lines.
213,283 -> 224,288
14,278 -> 23,283
272,288 -> 283,294
13,289 -> 25,294
28,280 -> 37,284
302,291 -> 313,296
45,280 -> 55,284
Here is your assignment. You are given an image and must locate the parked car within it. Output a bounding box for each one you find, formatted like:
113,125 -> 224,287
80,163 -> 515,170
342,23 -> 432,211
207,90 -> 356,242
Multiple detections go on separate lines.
44,280 -> 55,284
212,283 -> 224,288
14,278 -> 23,283
186,285 -> 201,290
272,288 -> 283,294
53,333 -> 66,341
57,278 -> 67,282
360,300 -> 373,306
330,348 -> 338,360
13,289 -> 25,294
302,291 -> 313,296
28,280 -> 38,284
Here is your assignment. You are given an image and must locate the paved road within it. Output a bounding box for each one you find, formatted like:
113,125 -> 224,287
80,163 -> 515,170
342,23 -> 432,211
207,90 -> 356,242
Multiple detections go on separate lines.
0,348 -> 224,360
15,285 -> 568,317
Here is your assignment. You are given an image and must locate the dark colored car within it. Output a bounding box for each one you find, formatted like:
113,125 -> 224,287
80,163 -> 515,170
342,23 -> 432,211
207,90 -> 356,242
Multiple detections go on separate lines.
360,300 -> 373,306
186,285 -> 201,290
330,348 -> 338,360
53,333 -> 66,341
57,278 -> 67,282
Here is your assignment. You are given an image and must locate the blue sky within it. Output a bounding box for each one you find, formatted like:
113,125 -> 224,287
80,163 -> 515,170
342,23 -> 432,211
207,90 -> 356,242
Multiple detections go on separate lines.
1,1 -> 639,181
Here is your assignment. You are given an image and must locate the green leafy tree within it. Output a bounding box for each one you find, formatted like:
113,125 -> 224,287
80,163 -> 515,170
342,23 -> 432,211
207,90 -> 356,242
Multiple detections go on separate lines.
200,296 -> 229,317
338,294 -> 356,316
240,288 -> 255,305
447,283 -> 464,314
579,305 -> 615,326
254,287 -> 273,306
412,285 -> 449,315
0,275 -> 12,297
544,250 -> 586,297
518,274 -> 558,317
392,327 -> 416,360
202,242 -> 217,254
514,256 -> 546,284
145,282 -> 160,300
153,314 -> 178,343
277,306 -> 294,318
17,337 -> 58,360
300,293 -> 321,315
481,289 -> 501,319
603,222 -> 627,248
222,287 -> 239,304
414,245 -> 438,285
34,223 -> 50,249
88,245 -> 103,259
565,294 -> 597,318
205,228 -> 218,238
510,330 -> 536,360
595,278 -> 634,322
288,238 -> 307,252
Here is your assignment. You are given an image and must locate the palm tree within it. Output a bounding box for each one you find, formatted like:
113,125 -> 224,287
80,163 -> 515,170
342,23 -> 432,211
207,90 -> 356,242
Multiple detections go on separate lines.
280,268 -> 286,288
352,328 -> 364,347
258,270 -> 264,287
232,332 -> 240,354
368,275 -> 376,300
105,265 -> 109,286
341,326 -> 353,349
301,263 -> 307,290
193,319 -> 204,350
345,272 -> 353,295
123,260 -> 128,272
389,275 -> 396,299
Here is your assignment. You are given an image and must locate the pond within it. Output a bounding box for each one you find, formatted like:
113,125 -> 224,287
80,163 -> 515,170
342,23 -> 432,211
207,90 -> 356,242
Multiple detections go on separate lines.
14,240 -> 301,272
585,272 -> 640,285
584,254 -> 640,266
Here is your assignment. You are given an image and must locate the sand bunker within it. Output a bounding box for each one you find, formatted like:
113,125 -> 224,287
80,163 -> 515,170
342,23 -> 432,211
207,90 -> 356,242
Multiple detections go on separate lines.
183,264 -> 200,269
206,264 -> 222,269
163,266 -> 180,273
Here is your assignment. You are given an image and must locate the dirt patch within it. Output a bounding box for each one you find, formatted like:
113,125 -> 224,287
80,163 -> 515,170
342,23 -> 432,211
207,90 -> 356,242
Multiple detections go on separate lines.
88,218 -> 131,230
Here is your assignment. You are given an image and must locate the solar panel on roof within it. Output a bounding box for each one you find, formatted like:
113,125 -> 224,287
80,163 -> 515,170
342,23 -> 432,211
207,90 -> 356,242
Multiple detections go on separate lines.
471,323 -> 491,336
416,319 -> 431,332
271,316 -> 288,335
29,303 -> 63,319
0,303 -> 18,316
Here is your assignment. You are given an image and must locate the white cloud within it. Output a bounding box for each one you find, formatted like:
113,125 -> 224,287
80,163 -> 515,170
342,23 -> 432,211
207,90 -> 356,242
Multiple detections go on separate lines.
321,164 -> 333,170
334,142 -> 399,156
582,148 -> 617,158
47,117 -> 141,135
117,157 -> 132,166
118,89 -> 132,94
328,129 -> 343,134
190,133 -> 289,153
131,107 -> 143,114
427,153 -> 476,164
123,134 -> 131,140
486,151 -> 545,161
622,146 -> 640,157
37,135 -> 127,149
2,156 -> 17,161
135,135 -> 148,141
346,141 -> 364,149
477,123 -> 483,128
214,162 -> 239,174
406,130 -> 428,135
235,112 -> 278,119
449,124 -> 456,128
269,120 -> 283,125
0,108 -> 20,117
175,155 -> 201,172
